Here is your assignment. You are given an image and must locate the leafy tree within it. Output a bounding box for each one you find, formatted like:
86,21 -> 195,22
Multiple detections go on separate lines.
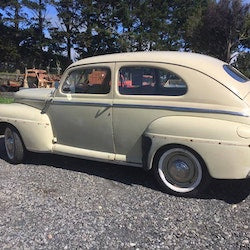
0,1 -> 9,9
114,0 -> 140,52
234,52 -> 250,78
186,0 -> 249,62
239,11 -> 250,50
0,23 -> 21,71
23,0 -> 51,51
173,0 -> 208,50
127,0 -> 174,51
112,0 -> 208,52
21,0 -> 68,70
75,0 -> 120,58
50,0 -> 82,63
0,1 -> 28,71
0,0 -> 249,73
1,0 -> 27,30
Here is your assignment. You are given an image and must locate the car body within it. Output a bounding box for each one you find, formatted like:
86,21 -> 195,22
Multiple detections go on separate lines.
1,51 -> 250,196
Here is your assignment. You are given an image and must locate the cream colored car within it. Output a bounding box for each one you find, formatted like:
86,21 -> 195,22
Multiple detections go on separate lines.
1,51 -> 250,197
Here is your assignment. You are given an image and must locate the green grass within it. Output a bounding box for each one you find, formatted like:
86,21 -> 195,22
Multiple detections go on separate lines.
0,96 -> 14,104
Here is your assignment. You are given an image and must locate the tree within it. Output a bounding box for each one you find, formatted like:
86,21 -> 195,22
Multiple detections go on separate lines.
239,11 -> 250,50
23,0 -> 51,51
125,0 -> 175,51
186,0 -> 250,62
50,0 -> 81,63
0,0 -> 28,71
172,0 -> 208,50
0,0 -> 10,9
1,0 -> 27,30
0,23 -> 21,71
234,52 -> 250,78
75,0 -> 120,58
112,0 -> 208,52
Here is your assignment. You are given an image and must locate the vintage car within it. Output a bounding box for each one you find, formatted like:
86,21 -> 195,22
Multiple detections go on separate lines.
0,51 -> 250,197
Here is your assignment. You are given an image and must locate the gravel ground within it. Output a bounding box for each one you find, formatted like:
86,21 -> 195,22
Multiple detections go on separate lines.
0,136 -> 249,249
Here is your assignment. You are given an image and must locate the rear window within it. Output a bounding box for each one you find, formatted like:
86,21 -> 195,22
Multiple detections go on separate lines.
223,65 -> 249,83
118,66 -> 187,96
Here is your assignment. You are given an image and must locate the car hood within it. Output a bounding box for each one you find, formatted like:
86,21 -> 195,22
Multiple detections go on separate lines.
14,88 -> 55,110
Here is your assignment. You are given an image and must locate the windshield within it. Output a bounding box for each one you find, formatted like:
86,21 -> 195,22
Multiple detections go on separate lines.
223,65 -> 249,83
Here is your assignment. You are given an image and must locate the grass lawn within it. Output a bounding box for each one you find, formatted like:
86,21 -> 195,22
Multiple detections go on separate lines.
0,96 -> 14,104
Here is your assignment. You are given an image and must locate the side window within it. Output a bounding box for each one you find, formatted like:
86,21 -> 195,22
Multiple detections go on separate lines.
118,66 -> 187,96
62,67 -> 111,94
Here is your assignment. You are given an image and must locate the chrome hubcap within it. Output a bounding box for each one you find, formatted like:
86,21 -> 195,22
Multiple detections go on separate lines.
4,128 -> 15,160
169,160 -> 192,183
158,148 -> 202,192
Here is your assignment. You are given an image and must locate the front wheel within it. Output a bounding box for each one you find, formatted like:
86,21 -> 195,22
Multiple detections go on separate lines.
4,126 -> 25,164
153,146 -> 210,197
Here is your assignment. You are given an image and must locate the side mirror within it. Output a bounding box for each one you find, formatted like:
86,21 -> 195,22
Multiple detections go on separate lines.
54,81 -> 60,89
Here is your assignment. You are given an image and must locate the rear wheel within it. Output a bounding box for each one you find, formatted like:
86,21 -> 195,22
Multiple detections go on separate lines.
4,126 -> 25,164
153,146 -> 210,197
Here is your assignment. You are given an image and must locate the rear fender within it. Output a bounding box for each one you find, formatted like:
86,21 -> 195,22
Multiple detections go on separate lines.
144,116 -> 250,179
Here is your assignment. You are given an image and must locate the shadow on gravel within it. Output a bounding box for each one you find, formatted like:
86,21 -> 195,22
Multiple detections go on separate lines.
0,137 -> 249,204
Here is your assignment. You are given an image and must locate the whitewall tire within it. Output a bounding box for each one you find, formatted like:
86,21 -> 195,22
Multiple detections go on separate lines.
154,146 -> 209,197
4,126 -> 25,164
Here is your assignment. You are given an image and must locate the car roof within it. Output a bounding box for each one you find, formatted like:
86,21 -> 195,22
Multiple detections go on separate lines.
70,51 -> 223,70
69,51 -> 250,99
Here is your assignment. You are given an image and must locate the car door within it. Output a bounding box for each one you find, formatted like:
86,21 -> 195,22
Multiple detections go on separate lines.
113,62 -> 188,164
47,63 -> 115,156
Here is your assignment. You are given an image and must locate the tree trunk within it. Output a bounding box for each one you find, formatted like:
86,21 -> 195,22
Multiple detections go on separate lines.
38,0 -> 43,51
14,5 -> 19,30
67,37 -> 71,61
226,40 -> 232,63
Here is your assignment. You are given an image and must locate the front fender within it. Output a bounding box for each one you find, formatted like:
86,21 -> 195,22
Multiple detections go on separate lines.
0,103 -> 53,152
144,116 -> 250,179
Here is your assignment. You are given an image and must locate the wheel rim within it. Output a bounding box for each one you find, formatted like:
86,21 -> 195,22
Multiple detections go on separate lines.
4,128 -> 15,160
158,148 -> 202,193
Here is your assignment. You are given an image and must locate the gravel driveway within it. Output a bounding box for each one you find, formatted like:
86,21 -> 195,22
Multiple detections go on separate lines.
0,136 -> 249,249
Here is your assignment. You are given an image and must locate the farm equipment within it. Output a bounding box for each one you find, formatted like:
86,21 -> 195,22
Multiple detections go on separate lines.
0,72 -> 24,92
0,69 -> 60,92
